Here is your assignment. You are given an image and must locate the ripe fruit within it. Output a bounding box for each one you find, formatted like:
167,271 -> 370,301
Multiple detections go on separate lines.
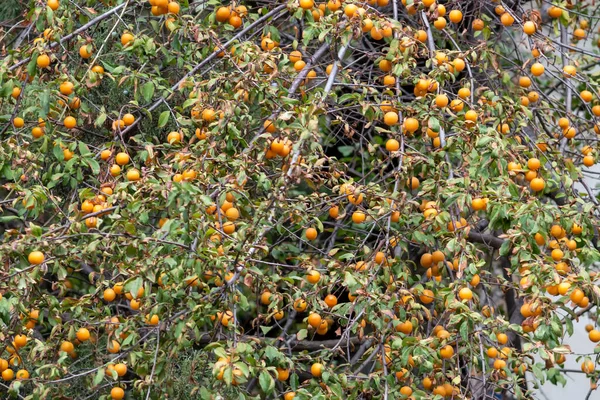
121,32 -> 134,46
111,387 -> 125,400
76,328 -> 90,342
28,251 -> 45,265
123,114 -> 135,126
530,63 -> 544,76
527,158 -> 541,171
293,299 -> 307,312
420,289 -> 434,304
433,17 -> 447,30
385,139 -> 400,151
2,369 -> 14,381
306,270 -> 321,284
563,65 -> 576,77
127,169 -> 140,181
458,287 -> 473,301
59,81 -> 74,95
582,360 -> 595,374
64,116 -> 77,129
13,117 -> 24,128
472,19 -> 484,31
548,6 -> 562,18
215,6 -> 231,22
404,117 -> 419,133
37,54 -> 50,68
440,345 -> 454,359
60,341 -> 74,353
589,329 -> 600,343
47,0 -> 59,10
472,198 -> 486,211
79,45 -> 92,59
501,13 -> 514,26
108,340 -> 120,354
519,76 -> 531,88
384,111 -> 399,126
13,335 -> 27,349
448,10 -> 462,23
167,131 -> 182,144
103,288 -> 116,302
311,362 -> 323,378
344,4 -> 357,17
435,94 -> 449,108
324,294 -> 338,308
523,21 -> 536,35
299,0 -> 314,9
307,313 -> 322,328
289,50 -> 302,63
115,153 -> 130,166
530,178 -> 545,192
277,367 -> 290,381
305,227 -> 318,241
352,211 -> 366,223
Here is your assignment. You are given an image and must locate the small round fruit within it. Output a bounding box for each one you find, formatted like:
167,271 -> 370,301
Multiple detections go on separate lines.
28,251 -> 45,265
76,328 -> 90,342
311,362 -> 323,378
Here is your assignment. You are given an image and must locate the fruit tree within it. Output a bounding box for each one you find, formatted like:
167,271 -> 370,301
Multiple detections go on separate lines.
1,0 -> 600,399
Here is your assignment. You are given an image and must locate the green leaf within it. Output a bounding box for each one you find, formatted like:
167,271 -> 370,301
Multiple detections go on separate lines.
93,367 -> 105,385
499,240 -> 510,257
141,81 -> 155,103
95,113 -> 107,127
158,111 -> 170,128
86,158 -> 100,175
259,370 -> 274,394
296,329 -> 307,340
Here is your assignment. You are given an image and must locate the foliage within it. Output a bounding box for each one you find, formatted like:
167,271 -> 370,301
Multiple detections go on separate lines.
1,0 -> 600,399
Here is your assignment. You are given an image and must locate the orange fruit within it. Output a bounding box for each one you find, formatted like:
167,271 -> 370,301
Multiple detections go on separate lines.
64,116 -> 76,129
324,294 -> 338,308
123,113 -> 135,126
76,328 -> 90,342
472,19 -> 484,30
28,251 -> 45,265
458,287 -> 473,301
59,81 -> 74,95
306,270 -> 321,284
530,62 -> 544,76
37,54 -> 51,68
310,363 -> 323,378
352,211 -> 366,223
500,13 -> 514,26
530,178 -> 545,192
307,313 -> 322,328
215,7 -> 231,22
386,139 -> 400,151
440,345 -> 454,359
300,0 -> 314,9
589,329 -> 600,342
435,94 -> 449,108
115,152 -> 130,165
60,341 -> 74,353
433,17 -> 447,30
449,10 -> 462,23
305,227 -> 318,240
79,45 -> 92,59
523,21 -> 536,35
103,288 -> 116,302
383,111 -> 399,126
420,289 -> 434,304
519,76 -> 531,88
111,387 -> 125,400
548,6 -> 562,18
